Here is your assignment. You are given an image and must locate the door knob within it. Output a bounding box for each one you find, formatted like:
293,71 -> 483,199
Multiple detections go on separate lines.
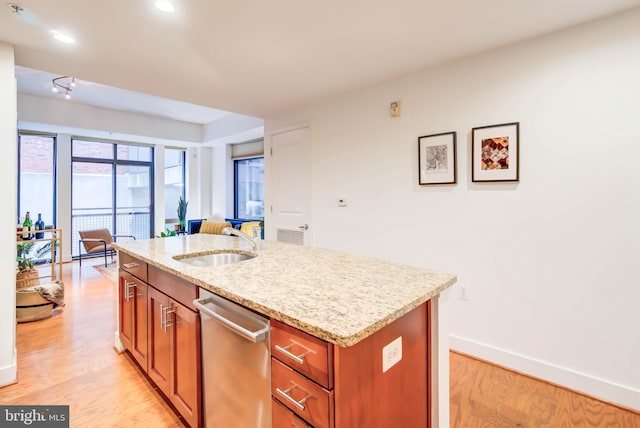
298,224 -> 309,230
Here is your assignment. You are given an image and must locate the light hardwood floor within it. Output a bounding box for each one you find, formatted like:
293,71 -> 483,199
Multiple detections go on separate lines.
450,351 -> 639,427
1,259 -> 638,427
1,259 -> 184,427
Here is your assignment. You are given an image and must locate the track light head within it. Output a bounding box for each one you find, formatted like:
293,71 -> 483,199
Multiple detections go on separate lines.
51,76 -> 76,99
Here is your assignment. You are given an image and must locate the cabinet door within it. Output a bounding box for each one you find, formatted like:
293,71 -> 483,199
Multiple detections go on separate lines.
170,300 -> 201,428
131,280 -> 148,368
118,273 -> 133,351
148,287 -> 171,396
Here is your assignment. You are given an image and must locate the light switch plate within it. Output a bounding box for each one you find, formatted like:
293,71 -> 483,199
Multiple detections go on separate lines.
382,336 -> 402,373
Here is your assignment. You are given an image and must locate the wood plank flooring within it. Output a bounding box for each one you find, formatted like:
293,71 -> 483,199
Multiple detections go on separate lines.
0,260 -> 184,427
1,259 -> 638,427
450,352 -> 640,427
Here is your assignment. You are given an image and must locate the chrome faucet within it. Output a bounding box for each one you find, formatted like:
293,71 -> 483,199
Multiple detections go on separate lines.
222,227 -> 259,251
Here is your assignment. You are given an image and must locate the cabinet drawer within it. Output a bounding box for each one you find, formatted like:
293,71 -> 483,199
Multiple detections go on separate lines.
272,398 -> 311,428
148,265 -> 197,311
119,252 -> 147,282
271,319 -> 333,389
271,358 -> 334,428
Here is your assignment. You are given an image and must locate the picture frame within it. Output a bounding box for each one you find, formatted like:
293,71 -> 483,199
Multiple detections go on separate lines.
418,131 -> 457,185
472,122 -> 519,182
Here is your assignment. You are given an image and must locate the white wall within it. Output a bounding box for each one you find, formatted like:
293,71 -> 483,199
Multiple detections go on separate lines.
264,9 -> 640,409
210,144 -> 233,219
19,93 -> 204,145
0,42 -> 17,386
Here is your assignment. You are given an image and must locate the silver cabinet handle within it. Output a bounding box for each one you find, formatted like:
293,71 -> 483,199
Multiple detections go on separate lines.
274,343 -> 308,365
164,305 -> 175,330
126,281 -> 137,301
160,303 -> 165,331
275,383 -> 311,411
123,262 -> 139,268
298,224 -> 309,230
124,280 -> 136,301
193,297 -> 269,343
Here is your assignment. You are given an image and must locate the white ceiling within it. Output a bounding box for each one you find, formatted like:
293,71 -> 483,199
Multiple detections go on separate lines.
15,65 -> 231,124
2,0 -> 640,122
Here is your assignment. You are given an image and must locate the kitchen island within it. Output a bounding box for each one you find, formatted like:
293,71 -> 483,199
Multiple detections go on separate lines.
114,234 -> 456,427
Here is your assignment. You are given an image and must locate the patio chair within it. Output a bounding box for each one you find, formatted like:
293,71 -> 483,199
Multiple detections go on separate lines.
78,228 -> 135,267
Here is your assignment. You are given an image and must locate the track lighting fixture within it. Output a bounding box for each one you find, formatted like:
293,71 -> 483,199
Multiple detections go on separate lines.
51,76 -> 76,99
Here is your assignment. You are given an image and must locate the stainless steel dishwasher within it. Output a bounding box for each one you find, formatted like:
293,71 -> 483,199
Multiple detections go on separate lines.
193,288 -> 271,428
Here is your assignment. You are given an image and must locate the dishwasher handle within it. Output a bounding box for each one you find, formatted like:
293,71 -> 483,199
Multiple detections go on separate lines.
194,297 -> 269,343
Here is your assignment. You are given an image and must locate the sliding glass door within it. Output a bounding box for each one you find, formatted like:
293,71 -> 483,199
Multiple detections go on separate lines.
71,139 -> 153,258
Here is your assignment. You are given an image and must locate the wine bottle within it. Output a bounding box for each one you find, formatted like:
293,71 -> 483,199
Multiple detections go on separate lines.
22,212 -> 33,240
35,213 -> 45,239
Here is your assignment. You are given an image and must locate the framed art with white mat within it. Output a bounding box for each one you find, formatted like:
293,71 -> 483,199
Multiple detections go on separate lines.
418,131 -> 456,185
472,122 -> 519,182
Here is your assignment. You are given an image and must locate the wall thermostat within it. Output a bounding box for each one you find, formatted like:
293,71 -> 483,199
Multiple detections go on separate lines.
390,101 -> 401,117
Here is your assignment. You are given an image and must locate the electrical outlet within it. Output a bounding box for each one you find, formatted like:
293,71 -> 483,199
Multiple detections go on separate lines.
382,336 -> 402,373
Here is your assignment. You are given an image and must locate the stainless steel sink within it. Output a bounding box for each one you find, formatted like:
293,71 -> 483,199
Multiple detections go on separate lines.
173,251 -> 256,267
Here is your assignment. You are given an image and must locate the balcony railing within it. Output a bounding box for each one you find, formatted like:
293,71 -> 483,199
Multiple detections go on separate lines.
71,208 -> 151,258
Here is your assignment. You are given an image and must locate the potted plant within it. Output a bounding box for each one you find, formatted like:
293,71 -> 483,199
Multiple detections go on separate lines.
16,241 -> 51,290
177,196 -> 188,233
157,228 -> 177,238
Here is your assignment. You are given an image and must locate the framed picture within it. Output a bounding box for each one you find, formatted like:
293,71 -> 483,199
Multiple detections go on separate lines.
418,131 -> 457,185
472,122 -> 519,182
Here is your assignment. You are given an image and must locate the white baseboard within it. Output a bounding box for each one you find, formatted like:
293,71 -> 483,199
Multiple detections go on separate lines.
450,334 -> 640,411
0,348 -> 17,387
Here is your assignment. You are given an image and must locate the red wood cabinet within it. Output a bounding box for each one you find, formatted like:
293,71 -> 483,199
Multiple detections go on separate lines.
272,398 -> 311,427
147,286 -> 172,395
119,270 -> 148,369
170,301 -> 200,428
119,255 -> 201,428
271,303 -> 430,428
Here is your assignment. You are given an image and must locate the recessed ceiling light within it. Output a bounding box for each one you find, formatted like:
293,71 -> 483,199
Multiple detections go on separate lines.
155,1 -> 175,13
51,31 -> 75,44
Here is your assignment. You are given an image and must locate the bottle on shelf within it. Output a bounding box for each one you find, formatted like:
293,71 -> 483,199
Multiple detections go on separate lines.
22,212 -> 33,240
35,213 -> 45,239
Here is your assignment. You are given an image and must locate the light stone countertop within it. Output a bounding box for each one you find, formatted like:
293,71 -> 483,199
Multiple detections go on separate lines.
114,234 -> 456,347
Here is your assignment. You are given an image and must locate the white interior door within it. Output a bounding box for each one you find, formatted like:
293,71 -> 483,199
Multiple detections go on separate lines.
270,125 -> 312,246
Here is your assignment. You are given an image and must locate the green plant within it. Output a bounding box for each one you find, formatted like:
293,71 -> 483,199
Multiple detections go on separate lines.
156,228 -> 177,238
17,241 -> 53,273
177,196 -> 188,228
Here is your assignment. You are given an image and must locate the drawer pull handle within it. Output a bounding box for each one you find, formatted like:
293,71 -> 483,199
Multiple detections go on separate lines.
275,343 -> 308,365
123,262 -> 139,268
164,305 -> 175,330
125,280 -> 137,301
276,384 -> 311,411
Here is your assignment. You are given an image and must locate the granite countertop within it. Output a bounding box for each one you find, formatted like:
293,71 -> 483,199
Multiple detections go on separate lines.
114,234 -> 456,347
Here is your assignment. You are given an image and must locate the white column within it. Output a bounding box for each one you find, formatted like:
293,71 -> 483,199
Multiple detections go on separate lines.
56,134 -> 72,262
0,42 -> 17,386
430,289 -> 451,427
154,145 -> 165,236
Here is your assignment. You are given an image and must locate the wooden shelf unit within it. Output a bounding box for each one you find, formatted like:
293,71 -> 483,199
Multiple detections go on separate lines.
16,228 -> 63,283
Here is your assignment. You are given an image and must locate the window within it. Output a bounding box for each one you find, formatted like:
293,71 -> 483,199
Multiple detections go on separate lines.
71,139 -> 153,257
18,133 -> 56,228
234,157 -> 264,220
164,148 -> 186,223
